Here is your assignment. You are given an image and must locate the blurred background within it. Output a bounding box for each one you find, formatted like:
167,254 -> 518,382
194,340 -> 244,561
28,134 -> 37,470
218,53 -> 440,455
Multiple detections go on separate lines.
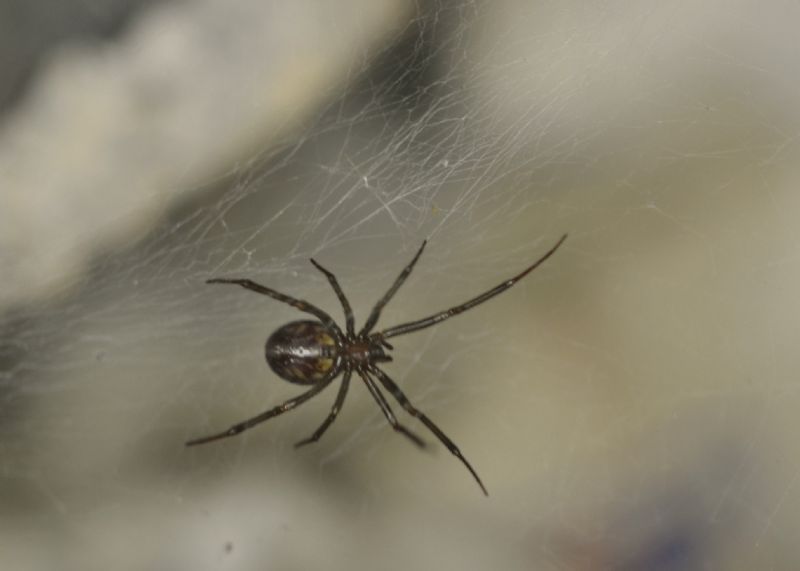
2,0 -> 800,569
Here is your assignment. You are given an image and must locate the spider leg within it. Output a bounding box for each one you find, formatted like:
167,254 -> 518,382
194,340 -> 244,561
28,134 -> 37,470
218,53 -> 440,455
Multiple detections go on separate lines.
369,365 -> 488,496
378,234 -> 566,340
295,368 -> 352,448
310,259 -> 355,336
357,370 -> 426,448
358,240 -> 427,336
206,278 -> 343,338
185,374 -> 336,446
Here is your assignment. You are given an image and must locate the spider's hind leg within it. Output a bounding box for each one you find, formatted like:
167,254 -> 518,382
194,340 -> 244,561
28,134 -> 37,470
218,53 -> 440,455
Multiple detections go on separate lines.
295,370 -> 352,448
185,375 -> 336,447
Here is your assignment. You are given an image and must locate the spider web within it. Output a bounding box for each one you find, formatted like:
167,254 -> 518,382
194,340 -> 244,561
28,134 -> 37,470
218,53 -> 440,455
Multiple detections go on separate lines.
2,0 -> 800,569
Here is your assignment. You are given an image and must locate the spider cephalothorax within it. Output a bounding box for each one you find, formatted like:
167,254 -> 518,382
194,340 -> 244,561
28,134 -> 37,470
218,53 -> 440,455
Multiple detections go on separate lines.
186,235 -> 567,495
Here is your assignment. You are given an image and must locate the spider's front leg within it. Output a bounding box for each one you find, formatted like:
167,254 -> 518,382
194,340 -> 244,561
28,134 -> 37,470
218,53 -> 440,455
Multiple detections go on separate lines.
369,365 -> 488,496
357,370 -> 426,448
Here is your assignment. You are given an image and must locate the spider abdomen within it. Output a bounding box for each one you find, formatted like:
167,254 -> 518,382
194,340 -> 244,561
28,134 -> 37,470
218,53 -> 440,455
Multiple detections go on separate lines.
265,320 -> 339,385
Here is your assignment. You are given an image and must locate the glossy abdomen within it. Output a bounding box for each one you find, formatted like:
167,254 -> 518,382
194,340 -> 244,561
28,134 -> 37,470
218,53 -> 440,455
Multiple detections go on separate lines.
265,320 -> 338,384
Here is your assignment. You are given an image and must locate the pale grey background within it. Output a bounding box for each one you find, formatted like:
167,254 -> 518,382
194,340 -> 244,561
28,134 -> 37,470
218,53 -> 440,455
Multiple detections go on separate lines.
2,1 -> 799,569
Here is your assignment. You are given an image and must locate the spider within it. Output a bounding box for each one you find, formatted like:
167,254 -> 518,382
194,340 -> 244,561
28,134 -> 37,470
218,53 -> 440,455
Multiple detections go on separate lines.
186,234 -> 567,495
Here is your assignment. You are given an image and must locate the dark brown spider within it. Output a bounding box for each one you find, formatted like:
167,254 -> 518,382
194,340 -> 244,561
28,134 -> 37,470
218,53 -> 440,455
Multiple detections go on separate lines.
186,235 -> 567,495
